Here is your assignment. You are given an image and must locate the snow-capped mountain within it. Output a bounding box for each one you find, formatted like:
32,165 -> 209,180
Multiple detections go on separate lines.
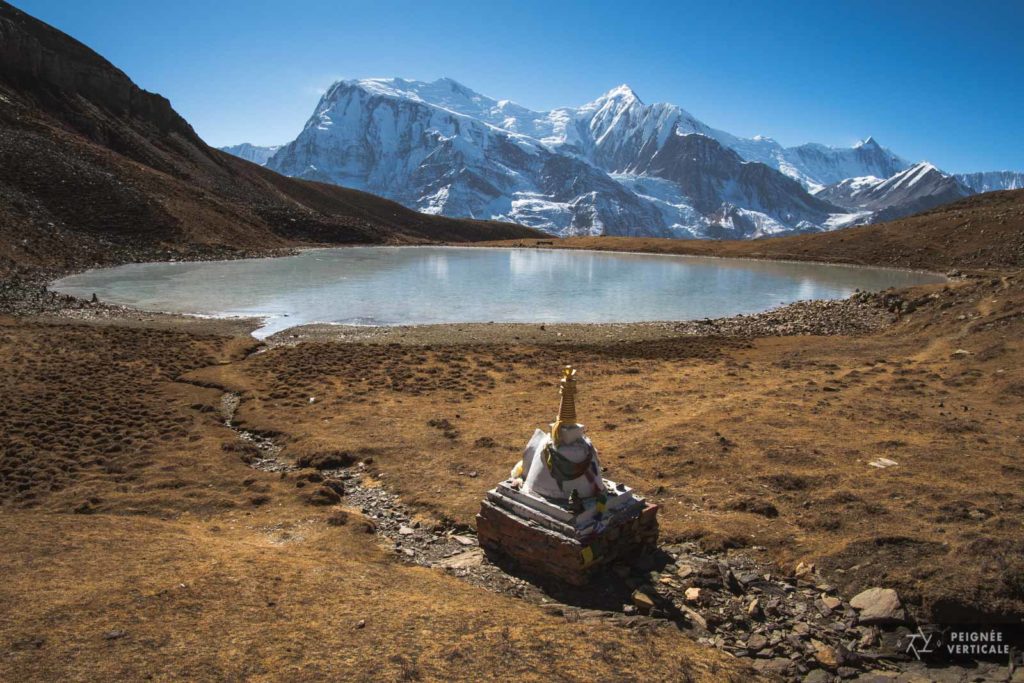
264,80 -> 668,236
222,78 -> 1018,238
259,78 -> 862,238
327,80 -> 908,193
817,162 -> 972,223
763,138 -> 910,192
219,143 -> 280,166
955,171 -> 1024,194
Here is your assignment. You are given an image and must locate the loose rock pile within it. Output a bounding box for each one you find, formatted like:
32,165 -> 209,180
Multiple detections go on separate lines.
673,295 -> 895,338
0,278 -> 96,316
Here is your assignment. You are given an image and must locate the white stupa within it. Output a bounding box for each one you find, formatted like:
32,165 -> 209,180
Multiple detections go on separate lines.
477,366 -> 659,584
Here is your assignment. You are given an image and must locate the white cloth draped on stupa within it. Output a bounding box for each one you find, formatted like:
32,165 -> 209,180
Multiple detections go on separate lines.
514,366 -> 606,500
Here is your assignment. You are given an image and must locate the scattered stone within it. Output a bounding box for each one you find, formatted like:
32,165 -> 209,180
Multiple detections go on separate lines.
102,630 -> 126,641
754,658 -> 793,675
676,563 -> 694,579
631,590 -> 655,612
795,561 -> 815,578
720,565 -> 744,594
849,588 -> 905,625
747,633 -> 768,652
673,295 -> 895,338
398,525 -> 415,536
821,595 -> 842,611
355,620 -> 366,629
452,534 -> 476,546
735,569 -> 762,589
436,549 -> 484,570
747,598 -> 763,620
679,605 -> 707,630
868,457 -> 898,468
812,640 -> 840,669
803,669 -> 830,683
857,627 -> 879,649
684,587 -> 702,603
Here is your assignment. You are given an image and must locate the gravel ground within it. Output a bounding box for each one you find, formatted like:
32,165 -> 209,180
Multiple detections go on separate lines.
266,292 -> 906,347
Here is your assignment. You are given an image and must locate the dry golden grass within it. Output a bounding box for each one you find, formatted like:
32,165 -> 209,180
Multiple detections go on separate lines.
198,274 -> 1024,624
0,318 -> 754,682
0,509 -> 751,682
3,271 -> 1023,681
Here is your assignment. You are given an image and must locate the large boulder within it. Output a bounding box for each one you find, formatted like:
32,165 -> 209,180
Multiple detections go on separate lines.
850,587 -> 906,625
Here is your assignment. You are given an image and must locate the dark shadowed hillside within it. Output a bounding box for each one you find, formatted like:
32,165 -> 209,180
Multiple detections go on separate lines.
0,1 -> 540,277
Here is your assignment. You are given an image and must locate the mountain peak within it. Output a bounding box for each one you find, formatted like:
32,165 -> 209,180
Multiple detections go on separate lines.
856,136 -> 880,150
602,84 -> 641,104
908,161 -> 939,174
433,76 -> 474,95
872,160 -> 948,194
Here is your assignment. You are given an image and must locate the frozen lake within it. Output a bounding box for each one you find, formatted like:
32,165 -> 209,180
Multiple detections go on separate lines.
51,246 -> 946,338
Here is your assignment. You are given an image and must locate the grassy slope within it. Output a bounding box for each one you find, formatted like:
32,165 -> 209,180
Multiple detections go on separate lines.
0,320 -> 754,682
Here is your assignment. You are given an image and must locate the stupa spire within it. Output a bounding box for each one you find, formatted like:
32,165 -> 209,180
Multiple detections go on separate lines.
558,366 -> 577,422
553,365 -> 577,446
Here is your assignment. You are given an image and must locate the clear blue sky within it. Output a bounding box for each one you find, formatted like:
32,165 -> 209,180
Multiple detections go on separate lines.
16,0 -> 1024,173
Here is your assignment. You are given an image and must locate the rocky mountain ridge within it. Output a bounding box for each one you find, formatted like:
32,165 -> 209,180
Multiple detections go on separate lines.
815,163 -> 973,225
228,78 -> 1017,239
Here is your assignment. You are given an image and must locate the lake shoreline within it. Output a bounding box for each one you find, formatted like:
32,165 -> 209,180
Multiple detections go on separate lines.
41,245 -> 945,340
260,291 -> 907,347
450,240 -> 953,279
8,277 -> 925,349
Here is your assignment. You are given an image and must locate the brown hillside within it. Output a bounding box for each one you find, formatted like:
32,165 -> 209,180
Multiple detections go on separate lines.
0,1 -> 540,278
489,189 -> 1024,273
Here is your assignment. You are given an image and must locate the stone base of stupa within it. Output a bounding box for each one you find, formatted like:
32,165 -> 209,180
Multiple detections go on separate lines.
476,478 -> 659,585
